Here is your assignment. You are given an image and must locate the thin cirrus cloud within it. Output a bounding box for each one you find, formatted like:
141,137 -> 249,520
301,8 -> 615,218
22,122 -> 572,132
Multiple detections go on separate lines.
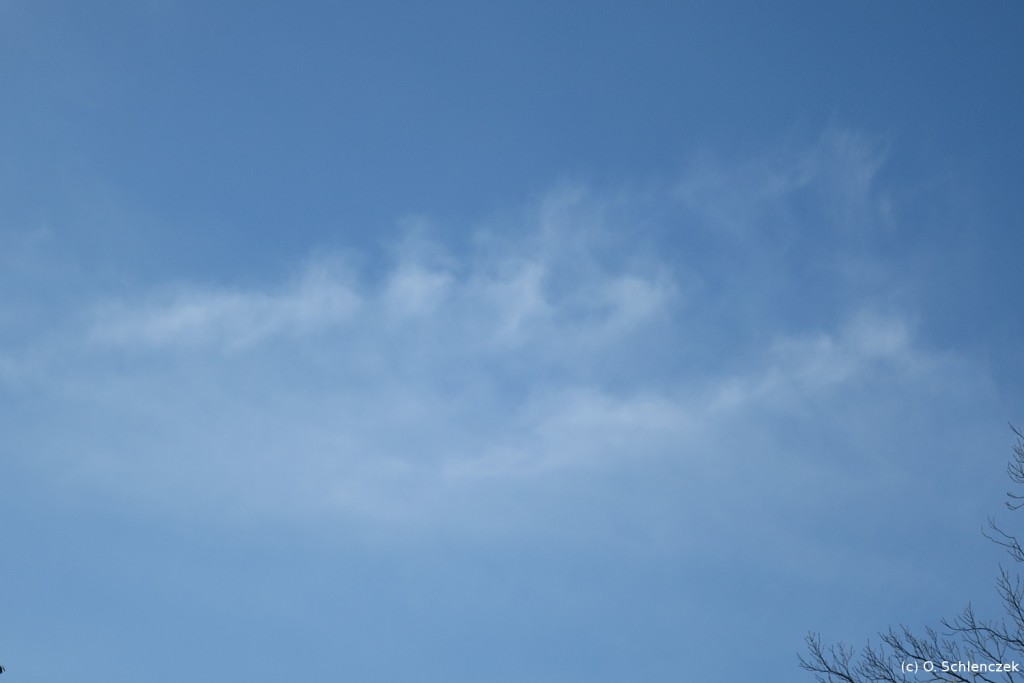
676,128 -> 892,238
6,129 -> 995,543
86,191 -> 680,362
88,263 -> 363,350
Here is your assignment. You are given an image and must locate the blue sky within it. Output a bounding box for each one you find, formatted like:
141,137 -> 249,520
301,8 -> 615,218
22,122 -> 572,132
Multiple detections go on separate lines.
2,2 -> 1024,681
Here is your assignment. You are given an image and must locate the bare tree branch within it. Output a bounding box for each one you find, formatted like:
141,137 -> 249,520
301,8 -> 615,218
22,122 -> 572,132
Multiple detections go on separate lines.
802,425 -> 1024,683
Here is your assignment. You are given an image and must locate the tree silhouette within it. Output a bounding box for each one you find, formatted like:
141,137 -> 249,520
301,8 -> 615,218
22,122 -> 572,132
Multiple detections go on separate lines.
801,425 -> 1024,683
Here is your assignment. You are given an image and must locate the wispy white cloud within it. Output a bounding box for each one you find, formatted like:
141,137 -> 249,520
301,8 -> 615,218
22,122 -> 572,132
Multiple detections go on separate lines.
84,187 -> 679,360
676,128 -> 891,237
2,131 -> 1001,557
88,262 -> 362,350
706,311 -> 919,415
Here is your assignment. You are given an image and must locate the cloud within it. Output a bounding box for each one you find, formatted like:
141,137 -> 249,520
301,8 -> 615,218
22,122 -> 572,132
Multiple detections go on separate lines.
381,263 -> 454,321
707,311 -> 918,415
88,262 -> 362,350
676,128 -> 891,240
2,131 -> 1001,554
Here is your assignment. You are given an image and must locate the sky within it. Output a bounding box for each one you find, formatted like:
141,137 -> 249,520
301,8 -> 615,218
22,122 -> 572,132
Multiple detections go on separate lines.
2,2 -> 1024,681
